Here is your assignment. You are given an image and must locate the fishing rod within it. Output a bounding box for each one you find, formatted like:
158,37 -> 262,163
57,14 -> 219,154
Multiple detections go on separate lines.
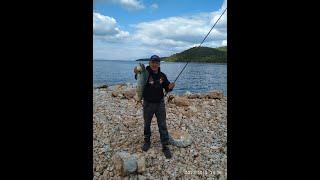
165,7 -> 227,97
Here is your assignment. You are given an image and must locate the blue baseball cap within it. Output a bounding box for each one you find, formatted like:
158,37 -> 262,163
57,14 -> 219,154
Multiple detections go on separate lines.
150,55 -> 160,62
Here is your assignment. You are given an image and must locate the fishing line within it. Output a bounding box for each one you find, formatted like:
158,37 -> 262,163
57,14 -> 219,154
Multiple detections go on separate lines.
165,7 -> 227,97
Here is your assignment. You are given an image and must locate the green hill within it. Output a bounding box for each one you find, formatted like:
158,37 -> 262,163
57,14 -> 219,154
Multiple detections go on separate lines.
162,46 -> 227,63
136,58 -> 150,61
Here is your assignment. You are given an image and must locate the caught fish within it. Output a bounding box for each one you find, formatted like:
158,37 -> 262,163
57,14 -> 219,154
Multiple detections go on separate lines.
135,63 -> 149,103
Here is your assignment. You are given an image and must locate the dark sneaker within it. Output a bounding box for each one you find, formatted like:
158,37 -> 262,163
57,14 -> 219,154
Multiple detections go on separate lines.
162,146 -> 172,159
142,142 -> 151,152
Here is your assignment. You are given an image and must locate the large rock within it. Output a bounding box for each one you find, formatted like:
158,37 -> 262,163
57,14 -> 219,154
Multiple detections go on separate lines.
199,94 -> 208,99
168,130 -> 192,147
173,97 -> 190,107
111,91 -> 118,97
187,93 -> 200,99
183,91 -> 192,97
123,89 -> 136,99
208,91 -> 223,99
113,152 -> 136,177
138,175 -> 146,180
112,151 -> 146,177
136,154 -> 146,173
116,84 -> 127,91
95,84 -> 108,89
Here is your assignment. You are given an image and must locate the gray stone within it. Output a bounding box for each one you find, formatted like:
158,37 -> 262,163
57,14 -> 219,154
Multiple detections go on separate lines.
94,87 -> 227,180
136,155 -> 146,173
168,130 -> 192,147
111,91 -> 118,97
138,175 -> 146,180
113,151 -> 138,177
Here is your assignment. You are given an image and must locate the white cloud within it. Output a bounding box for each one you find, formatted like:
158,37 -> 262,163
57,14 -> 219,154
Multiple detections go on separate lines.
93,41 -> 162,60
94,0 -> 145,11
93,1 -> 227,60
132,12 -> 226,47
93,13 -> 117,36
222,0 -> 227,10
210,10 -> 227,29
118,0 -> 144,10
133,16 -> 206,43
93,13 -> 129,41
210,0 -> 227,29
150,3 -> 158,10
222,40 -> 227,46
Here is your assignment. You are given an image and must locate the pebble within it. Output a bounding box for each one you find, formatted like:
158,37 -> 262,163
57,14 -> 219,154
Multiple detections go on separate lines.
93,85 -> 227,179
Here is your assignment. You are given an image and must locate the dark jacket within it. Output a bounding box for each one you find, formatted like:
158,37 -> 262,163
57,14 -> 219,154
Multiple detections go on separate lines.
135,66 -> 172,103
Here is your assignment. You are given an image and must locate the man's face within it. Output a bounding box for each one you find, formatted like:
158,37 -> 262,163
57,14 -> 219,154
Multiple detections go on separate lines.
149,60 -> 160,71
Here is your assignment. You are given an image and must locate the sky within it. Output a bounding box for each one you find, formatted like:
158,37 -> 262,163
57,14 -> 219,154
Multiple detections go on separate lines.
93,0 -> 227,60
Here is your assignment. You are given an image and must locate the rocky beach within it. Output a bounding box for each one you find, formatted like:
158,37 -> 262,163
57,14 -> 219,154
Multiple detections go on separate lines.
93,84 -> 227,180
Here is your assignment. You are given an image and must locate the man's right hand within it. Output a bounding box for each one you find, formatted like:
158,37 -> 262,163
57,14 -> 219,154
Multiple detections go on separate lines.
168,83 -> 175,90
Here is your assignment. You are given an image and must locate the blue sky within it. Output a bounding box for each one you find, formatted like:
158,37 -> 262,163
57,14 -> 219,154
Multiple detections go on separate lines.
93,0 -> 227,60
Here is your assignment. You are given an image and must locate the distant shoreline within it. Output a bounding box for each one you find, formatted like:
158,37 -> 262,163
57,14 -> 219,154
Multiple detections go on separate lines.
94,59 -> 226,64
94,59 -> 136,61
136,59 -> 227,64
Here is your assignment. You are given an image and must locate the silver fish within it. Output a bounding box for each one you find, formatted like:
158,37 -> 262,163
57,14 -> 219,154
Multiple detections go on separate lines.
135,63 -> 149,103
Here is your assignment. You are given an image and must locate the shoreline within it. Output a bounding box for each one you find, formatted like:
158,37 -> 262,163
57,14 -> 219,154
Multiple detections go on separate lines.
94,83 -> 227,97
93,83 -> 227,179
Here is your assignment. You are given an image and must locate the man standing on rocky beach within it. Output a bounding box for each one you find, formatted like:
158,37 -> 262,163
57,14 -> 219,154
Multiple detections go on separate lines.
134,55 -> 175,159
